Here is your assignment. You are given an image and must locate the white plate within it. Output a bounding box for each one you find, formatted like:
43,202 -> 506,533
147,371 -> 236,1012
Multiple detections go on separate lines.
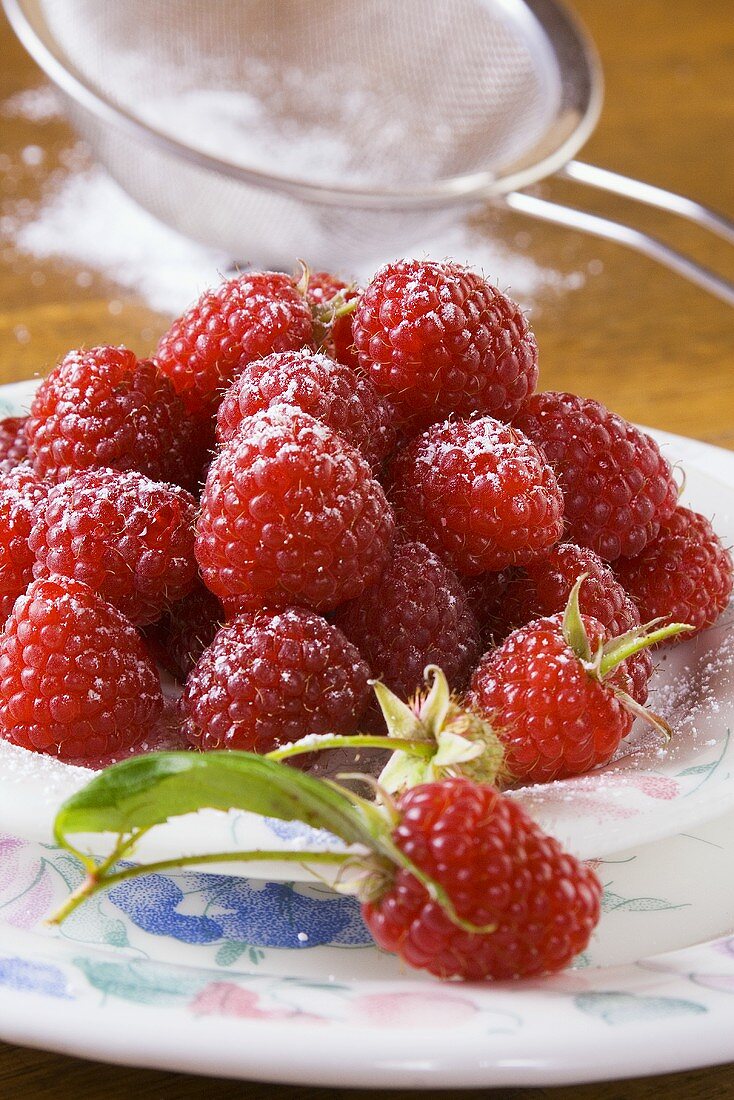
0,380 -> 732,869
1,805 -> 734,1088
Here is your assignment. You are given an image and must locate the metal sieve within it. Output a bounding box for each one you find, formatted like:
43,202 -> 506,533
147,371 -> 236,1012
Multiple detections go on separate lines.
4,0 -> 733,301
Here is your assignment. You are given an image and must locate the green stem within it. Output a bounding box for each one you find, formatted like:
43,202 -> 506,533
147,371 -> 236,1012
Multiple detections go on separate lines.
599,621 -> 693,678
48,848 -> 352,926
266,734 -> 434,762
328,296 -> 358,321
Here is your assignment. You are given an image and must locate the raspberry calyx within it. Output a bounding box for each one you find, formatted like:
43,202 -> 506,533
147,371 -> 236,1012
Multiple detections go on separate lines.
372,666 -> 505,792
296,261 -> 359,352
562,574 -> 693,737
266,666 -> 505,793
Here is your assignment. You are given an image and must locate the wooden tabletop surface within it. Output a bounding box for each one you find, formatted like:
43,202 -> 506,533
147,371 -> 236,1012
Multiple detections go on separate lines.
1,0 -> 733,1095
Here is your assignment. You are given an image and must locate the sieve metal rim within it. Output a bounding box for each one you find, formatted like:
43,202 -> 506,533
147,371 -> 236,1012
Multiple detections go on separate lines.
2,0 -> 603,209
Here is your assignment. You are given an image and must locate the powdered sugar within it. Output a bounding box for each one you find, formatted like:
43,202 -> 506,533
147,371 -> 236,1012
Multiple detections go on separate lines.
12,164 -> 586,315
14,166 -> 232,315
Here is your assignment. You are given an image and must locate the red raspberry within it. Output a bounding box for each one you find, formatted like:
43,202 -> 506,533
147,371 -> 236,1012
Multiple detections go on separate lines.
389,416 -> 563,574
468,612 -> 636,785
335,541 -> 480,700
499,544 -> 653,704
26,346 -> 203,491
513,392 -> 678,560
215,349 -> 395,471
615,506 -> 733,639
29,468 -> 198,626
0,468 -> 47,621
196,406 -> 395,612
513,543 -> 642,637
72,699 -> 188,770
0,576 -> 163,761
181,608 -> 370,752
155,272 -> 315,418
0,416 -> 30,474
142,584 -> 224,681
306,271 -> 359,369
361,778 -> 601,980
352,259 -> 538,428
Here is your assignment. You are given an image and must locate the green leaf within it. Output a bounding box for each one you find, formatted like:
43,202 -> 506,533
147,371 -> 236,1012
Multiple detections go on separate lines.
53,751 -> 378,852
215,942 -> 249,967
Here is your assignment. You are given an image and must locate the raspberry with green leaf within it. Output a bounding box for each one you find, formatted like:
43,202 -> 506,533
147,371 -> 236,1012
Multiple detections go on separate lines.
468,578 -> 690,784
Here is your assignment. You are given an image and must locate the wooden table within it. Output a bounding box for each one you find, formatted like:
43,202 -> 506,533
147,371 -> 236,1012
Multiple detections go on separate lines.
1,0 -> 732,1095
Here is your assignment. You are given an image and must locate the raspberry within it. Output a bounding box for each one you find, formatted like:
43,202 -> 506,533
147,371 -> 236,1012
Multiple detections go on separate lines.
0,576 -> 163,761
29,468 -> 198,626
352,259 -> 538,428
196,406 -> 395,612
498,544 -> 653,704
514,543 -> 642,637
335,541 -> 480,700
361,778 -> 601,980
0,416 -> 30,474
513,392 -> 678,560
215,349 -> 395,471
389,416 -> 563,574
26,346 -> 203,491
306,271 -> 359,369
0,468 -> 47,621
74,699 -> 188,770
155,271 -> 315,417
468,612 -> 636,785
615,506 -> 733,639
142,584 -> 224,681
627,647 -> 655,708
181,608 -> 370,752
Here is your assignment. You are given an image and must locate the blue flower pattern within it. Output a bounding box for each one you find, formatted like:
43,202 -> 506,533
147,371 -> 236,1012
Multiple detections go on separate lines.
0,955 -> 71,999
108,871 -> 372,947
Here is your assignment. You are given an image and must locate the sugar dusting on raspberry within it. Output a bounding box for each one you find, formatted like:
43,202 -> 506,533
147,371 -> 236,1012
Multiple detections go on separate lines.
30,467 -> 198,625
182,608 -> 371,753
0,576 -> 164,761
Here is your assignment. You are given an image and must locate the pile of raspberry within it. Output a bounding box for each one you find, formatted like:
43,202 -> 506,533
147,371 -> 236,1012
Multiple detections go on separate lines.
0,259 -> 730,780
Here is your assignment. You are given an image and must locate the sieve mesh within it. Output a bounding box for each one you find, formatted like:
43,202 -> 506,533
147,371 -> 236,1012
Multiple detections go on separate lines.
38,0 -> 563,188
11,0 -> 599,267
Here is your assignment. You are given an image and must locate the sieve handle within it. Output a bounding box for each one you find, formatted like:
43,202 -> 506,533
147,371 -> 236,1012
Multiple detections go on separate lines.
504,164 -> 734,306
561,161 -> 734,245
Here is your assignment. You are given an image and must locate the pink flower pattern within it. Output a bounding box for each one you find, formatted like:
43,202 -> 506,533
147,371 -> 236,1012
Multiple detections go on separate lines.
0,835 -> 54,931
191,981 -> 326,1023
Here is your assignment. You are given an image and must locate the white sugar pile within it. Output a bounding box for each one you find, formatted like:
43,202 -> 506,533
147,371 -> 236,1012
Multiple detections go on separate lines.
15,166 -> 233,315
0,85 -> 63,123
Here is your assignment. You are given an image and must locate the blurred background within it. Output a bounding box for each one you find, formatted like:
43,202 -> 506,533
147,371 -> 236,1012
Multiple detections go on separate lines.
1,0 -> 732,445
